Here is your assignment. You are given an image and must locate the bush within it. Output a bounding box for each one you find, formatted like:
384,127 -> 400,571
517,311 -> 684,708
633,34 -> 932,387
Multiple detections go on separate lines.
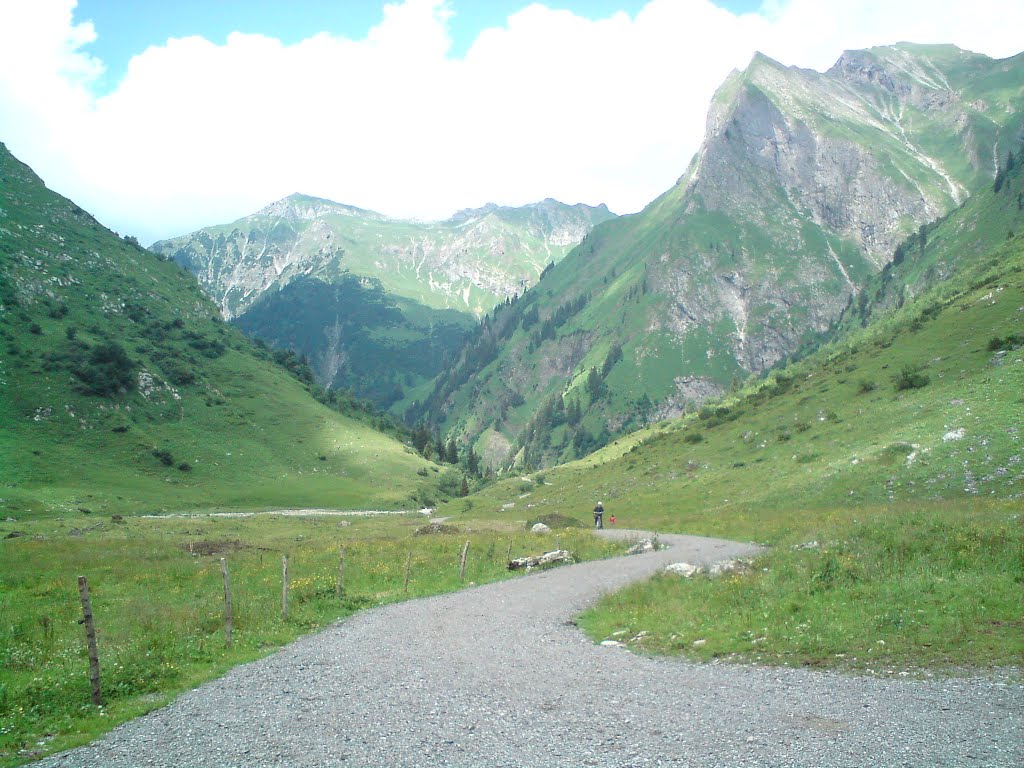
682,432 -> 704,444
857,379 -> 876,394
74,342 -> 135,396
893,365 -> 930,391
152,448 -> 174,466
987,334 -> 1022,352
163,362 -> 196,386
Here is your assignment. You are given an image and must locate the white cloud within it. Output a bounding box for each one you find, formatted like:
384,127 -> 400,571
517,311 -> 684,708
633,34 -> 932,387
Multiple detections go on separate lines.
0,0 -> 1022,243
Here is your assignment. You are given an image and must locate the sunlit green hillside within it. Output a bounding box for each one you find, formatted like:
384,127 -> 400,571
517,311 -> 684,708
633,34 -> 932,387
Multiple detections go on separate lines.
0,144 -> 437,518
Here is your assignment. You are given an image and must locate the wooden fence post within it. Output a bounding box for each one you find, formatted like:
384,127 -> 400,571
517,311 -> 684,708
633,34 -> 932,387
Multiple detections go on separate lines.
336,546 -> 346,599
77,576 -> 102,706
404,551 -> 412,594
282,554 -> 289,621
506,539 -> 513,564
459,540 -> 470,581
220,558 -> 233,647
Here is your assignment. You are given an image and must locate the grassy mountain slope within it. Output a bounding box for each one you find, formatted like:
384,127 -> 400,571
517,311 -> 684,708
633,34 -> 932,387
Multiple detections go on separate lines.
447,198 -> 1023,671
0,144 -> 437,518
465,217 -> 1023,532
847,145 -> 1024,326
234,274 -> 475,407
425,44 -> 1023,469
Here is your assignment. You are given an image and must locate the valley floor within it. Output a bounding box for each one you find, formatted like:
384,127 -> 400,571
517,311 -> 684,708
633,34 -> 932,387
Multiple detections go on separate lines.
31,531 -> 1021,768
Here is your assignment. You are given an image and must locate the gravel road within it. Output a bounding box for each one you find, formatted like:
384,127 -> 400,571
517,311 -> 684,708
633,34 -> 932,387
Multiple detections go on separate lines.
34,531 -> 1022,767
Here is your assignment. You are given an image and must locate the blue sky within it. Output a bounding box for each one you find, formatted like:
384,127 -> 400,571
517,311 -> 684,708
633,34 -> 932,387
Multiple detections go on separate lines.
74,0 -> 763,92
2,0 -> 1022,243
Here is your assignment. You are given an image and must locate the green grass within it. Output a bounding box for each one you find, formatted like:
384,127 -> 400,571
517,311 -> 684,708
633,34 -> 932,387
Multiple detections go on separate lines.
578,500 -> 1022,671
0,142 -> 439,518
453,230 -> 1024,674
0,513 -> 623,766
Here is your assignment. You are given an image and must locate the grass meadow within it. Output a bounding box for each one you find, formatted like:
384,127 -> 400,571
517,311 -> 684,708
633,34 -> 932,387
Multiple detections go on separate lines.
0,513 -> 622,766
577,500 -> 1022,672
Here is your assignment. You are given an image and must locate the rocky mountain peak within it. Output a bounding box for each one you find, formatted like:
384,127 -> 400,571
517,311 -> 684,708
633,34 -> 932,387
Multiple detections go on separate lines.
829,49 -> 901,93
255,193 -> 387,223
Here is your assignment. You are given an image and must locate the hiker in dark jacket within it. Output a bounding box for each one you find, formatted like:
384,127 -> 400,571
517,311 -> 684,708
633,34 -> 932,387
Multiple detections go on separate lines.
593,501 -> 604,529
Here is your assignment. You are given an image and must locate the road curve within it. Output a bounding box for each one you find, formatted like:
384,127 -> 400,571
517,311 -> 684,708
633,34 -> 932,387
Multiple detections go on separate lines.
34,531 -> 1021,767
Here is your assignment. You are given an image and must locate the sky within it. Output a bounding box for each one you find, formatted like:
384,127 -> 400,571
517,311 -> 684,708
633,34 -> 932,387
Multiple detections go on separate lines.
0,1 -> 1022,245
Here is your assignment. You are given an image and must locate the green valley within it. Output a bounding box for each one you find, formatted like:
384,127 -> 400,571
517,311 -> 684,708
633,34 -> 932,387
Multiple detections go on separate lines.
0,143 -> 438,518
1,36 -> 1022,768
151,195 -> 614,402
443,172 -> 1024,670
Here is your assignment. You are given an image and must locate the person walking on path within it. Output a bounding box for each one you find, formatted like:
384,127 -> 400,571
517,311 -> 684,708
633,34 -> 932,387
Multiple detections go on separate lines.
593,501 -> 605,529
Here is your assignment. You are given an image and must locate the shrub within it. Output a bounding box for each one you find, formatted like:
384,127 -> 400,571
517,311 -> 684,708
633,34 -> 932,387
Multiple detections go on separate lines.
152,448 -> 174,466
74,342 -> 135,396
893,365 -> 930,391
683,432 -> 704,444
988,334 -> 1022,351
438,469 -> 467,498
177,462 -> 192,472
163,362 -> 196,386
857,379 -> 876,394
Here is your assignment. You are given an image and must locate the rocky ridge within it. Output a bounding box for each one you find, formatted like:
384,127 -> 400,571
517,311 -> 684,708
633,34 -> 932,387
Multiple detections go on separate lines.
427,43 -> 1024,468
153,195 -> 616,320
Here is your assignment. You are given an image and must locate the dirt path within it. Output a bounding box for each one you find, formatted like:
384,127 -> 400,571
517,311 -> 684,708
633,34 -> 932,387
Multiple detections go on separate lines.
34,531 -> 1022,767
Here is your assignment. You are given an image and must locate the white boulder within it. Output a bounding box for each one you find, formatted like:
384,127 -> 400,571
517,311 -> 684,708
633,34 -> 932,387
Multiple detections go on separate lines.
665,562 -> 703,578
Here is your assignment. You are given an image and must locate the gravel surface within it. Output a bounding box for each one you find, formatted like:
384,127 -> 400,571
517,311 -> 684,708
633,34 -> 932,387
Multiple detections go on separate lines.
34,531 -> 1022,767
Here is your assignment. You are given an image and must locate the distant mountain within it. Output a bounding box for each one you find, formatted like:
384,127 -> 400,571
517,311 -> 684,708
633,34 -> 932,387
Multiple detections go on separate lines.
490,177 -> 1024,525
152,195 -> 616,320
151,194 -> 614,402
0,143 -> 438,517
417,43 -> 1024,469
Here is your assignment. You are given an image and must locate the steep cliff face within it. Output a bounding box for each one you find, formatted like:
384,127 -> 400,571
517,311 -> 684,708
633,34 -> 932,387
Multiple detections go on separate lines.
426,43 -> 1024,469
153,195 -> 616,320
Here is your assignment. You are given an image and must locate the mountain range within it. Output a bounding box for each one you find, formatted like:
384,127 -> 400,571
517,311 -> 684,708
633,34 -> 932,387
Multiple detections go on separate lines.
152,195 -> 615,403
3,42 -> 1021,499
415,43 -> 1024,468
4,39 -> 1023,764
